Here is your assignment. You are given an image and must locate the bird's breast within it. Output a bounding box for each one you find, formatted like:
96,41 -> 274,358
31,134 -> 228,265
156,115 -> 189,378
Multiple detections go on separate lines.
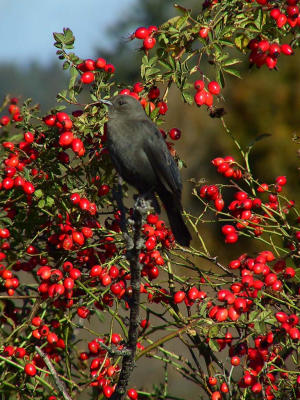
107,119 -> 157,192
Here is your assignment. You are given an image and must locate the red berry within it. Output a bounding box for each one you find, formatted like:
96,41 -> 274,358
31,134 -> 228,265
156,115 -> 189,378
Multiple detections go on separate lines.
277,14 -> 287,28
221,225 -> 236,235
0,116 -> 10,126
194,90 -> 206,106
148,25 -> 158,34
133,82 -> 144,93
127,388 -> 138,400
71,138 -> 84,154
281,44 -> 294,56
220,383 -> 229,393
208,81 -> 221,95
59,131 -> 74,147
143,37 -> 156,50
204,90 -> 213,106
252,383 -> 262,393
225,233 -> 238,244
208,377 -> 218,386
289,327 -> 300,340
276,176 -> 287,186
23,181 -> 35,194
96,57 -> 106,69
77,306 -> 90,319
111,333 -> 122,344
169,128 -> 181,140
134,27 -> 149,39
257,183 -> 268,192
2,178 -> 14,190
103,385 -> 114,398
84,59 -> 95,71
148,86 -> 160,100
81,72 -> 95,84
104,64 -> 115,74
24,131 -> 34,143
231,356 -> 240,366
79,198 -> 90,210
275,312 -> 287,323
266,56 -> 277,69
98,184 -> 110,196
215,307 -> 228,322
70,193 -> 80,204
270,8 -> 280,20
199,27 -> 209,38
194,80 -> 205,91
211,391 -> 221,400
173,290 -> 186,304
64,277 -> 74,290
24,363 -> 37,376
214,197 -> 224,211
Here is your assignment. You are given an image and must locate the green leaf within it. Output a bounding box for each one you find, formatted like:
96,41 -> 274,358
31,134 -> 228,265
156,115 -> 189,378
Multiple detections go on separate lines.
219,39 -> 234,47
69,66 -> 78,90
90,93 -> 98,102
176,15 -> 189,30
56,105 -> 67,111
216,68 -> 225,88
208,339 -> 219,352
64,29 -> 75,47
158,60 -> 172,71
223,67 -> 242,79
234,34 -> 249,51
182,91 -> 193,105
38,199 -> 45,209
254,8 -> 263,29
148,56 -> 158,66
53,32 -> 65,43
223,58 -> 241,67
34,189 -> 43,199
95,309 -> 105,322
63,61 -> 70,70
46,196 -> 55,207
208,325 -> 220,338
254,320 -> 267,335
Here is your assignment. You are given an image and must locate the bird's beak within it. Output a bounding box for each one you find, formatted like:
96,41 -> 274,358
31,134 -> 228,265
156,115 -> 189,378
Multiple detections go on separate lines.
99,99 -> 113,106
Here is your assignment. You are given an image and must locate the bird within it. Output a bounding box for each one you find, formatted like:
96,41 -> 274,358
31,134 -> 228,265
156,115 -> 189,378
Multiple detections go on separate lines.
101,94 -> 192,247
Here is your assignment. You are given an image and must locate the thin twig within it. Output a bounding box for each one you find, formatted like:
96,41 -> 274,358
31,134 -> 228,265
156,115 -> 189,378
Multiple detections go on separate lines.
111,198 -> 149,400
35,346 -> 72,400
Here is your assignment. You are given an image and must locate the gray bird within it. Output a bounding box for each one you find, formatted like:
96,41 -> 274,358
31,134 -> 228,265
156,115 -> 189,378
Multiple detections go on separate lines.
101,94 -> 191,247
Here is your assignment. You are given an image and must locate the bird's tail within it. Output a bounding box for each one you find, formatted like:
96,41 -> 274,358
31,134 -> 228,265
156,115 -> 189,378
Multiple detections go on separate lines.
157,188 -> 192,247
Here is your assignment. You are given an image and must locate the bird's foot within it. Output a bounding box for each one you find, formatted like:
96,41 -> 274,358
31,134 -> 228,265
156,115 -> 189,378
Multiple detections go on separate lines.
134,196 -> 152,216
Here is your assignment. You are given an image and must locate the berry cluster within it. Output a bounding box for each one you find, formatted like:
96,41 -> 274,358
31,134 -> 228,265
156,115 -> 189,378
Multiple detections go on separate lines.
119,84 -> 168,116
248,39 -> 294,69
78,335 -> 139,399
77,57 -> 115,84
212,156 -> 242,180
194,79 -> 221,107
132,25 -> 158,50
269,0 -> 300,29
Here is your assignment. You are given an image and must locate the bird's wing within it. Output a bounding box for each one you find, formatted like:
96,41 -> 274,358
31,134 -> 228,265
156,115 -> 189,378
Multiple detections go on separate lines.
138,119 -> 182,196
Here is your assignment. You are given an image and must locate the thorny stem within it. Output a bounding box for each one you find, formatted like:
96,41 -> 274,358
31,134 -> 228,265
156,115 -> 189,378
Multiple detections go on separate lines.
111,198 -> 148,400
35,346 -> 72,400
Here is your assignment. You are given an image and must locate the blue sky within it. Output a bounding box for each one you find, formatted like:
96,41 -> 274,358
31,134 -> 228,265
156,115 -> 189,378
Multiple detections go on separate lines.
0,0 -> 135,65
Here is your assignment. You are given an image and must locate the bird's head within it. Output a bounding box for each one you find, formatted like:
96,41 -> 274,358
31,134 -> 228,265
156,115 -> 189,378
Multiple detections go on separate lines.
100,95 -> 146,119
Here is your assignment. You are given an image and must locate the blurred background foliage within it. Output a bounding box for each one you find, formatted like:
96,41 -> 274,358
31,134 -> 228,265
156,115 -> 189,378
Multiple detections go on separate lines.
0,0 -> 299,262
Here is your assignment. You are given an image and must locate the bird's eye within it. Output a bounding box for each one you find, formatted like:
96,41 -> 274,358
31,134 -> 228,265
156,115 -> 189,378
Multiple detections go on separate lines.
118,99 -> 126,106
